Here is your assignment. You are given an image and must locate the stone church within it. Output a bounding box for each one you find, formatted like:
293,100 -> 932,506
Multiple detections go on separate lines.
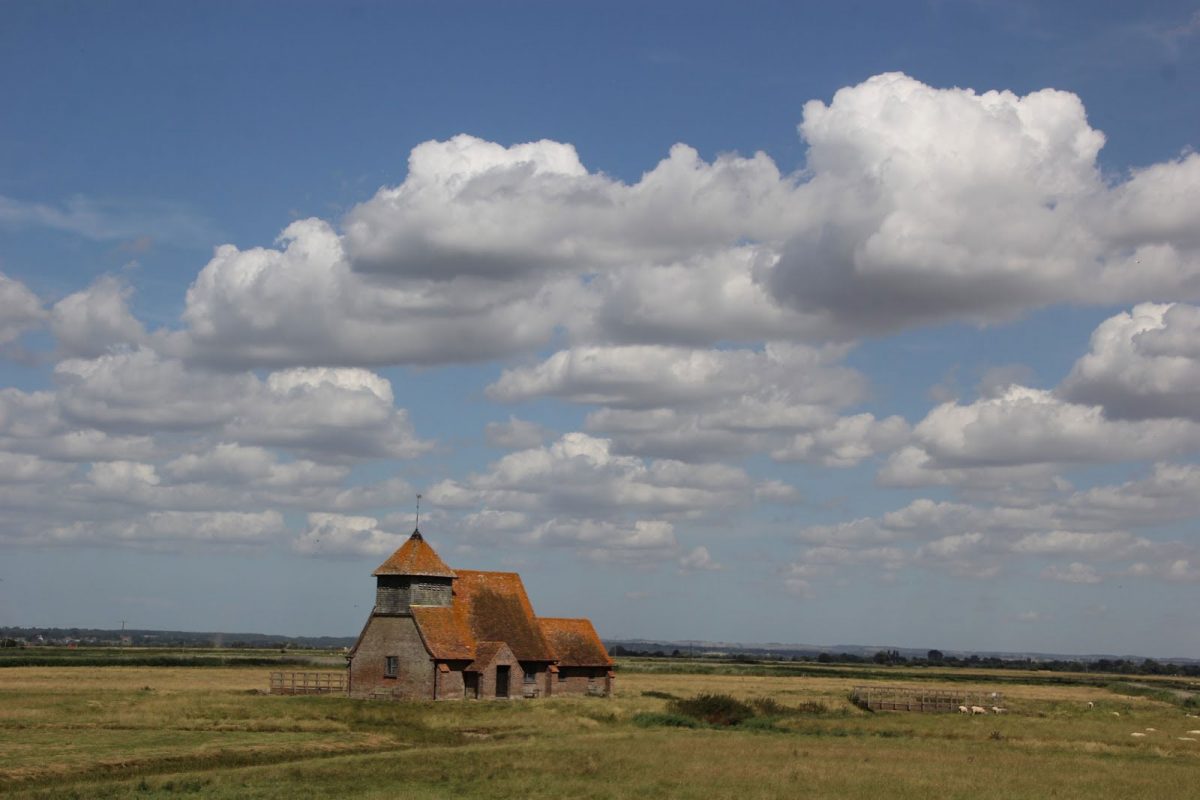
347,530 -> 613,700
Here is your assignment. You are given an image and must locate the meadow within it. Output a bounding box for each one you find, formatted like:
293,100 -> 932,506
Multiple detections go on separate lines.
1,655 -> 1198,798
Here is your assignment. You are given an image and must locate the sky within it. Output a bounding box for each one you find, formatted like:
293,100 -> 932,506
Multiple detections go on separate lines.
1,0 -> 1199,658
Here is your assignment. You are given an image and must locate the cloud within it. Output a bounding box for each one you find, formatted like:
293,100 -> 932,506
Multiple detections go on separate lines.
0,387 -> 157,462
163,443 -> 348,488
0,194 -> 217,246
1041,562 -> 1103,584
522,518 -> 679,564
178,218 -> 576,368
294,513 -> 409,557
36,510 -> 286,548
766,73 -> 1200,331
577,247 -> 822,345
490,342 -> 863,410
1011,530 -> 1151,559
0,451 -> 75,483
1060,303 -> 1200,421
792,460 -> 1200,590
50,275 -> 147,357
1066,462 -> 1200,528
902,385 -> 1200,470
343,135 -> 799,280
0,273 -> 45,346
877,445 -> 1070,493
492,342 -> 903,465
424,432 -> 773,565
431,432 -> 753,518
679,545 -> 721,571
151,76 -> 1200,373
53,349 -> 429,459
485,416 -> 549,450
754,480 -> 803,504
769,412 -> 909,466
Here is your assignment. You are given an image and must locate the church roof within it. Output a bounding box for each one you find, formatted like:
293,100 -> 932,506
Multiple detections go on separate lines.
372,531 -> 457,578
449,570 -> 557,662
539,618 -> 612,667
411,606 -> 475,660
466,640 -> 514,672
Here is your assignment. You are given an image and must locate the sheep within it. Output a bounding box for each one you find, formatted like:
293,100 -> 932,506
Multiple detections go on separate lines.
1086,701 -> 1094,709
1131,732 -> 1147,737
1111,711 -> 1121,717
958,705 -> 969,714
970,705 -> 987,715
1145,727 -> 1157,732
1178,737 -> 1197,742
991,706 -> 1006,714
1188,730 -> 1200,734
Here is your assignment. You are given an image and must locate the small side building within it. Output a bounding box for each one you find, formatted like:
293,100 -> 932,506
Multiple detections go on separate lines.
540,617 -> 614,696
348,530 -> 611,700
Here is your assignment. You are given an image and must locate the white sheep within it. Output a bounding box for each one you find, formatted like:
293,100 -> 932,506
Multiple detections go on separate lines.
970,705 -> 987,715
1188,729 -> 1200,734
991,706 -> 1006,714
1145,727 -> 1157,732
1131,732 -> 1147,737
1086,701 -> 1094,709
958,705 -> 969,714
1111,711 -> 1121,717
1177,737 -> 1197,742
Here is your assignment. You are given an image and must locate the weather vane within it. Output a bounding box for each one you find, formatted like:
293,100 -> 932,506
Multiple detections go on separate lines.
415,493 -> 422,531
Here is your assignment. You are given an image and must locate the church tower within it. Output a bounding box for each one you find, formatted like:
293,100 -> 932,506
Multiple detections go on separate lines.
371,530 -> 456,613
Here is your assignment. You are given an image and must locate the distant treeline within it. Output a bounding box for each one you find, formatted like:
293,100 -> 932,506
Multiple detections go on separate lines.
609,645 -> 1200,678
0,627 -> 355,650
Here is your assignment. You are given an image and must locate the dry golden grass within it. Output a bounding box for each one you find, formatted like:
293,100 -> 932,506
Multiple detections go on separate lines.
2,662 -> 1198,798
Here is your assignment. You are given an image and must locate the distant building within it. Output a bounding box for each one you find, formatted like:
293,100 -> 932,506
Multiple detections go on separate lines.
347,530 -> 612,700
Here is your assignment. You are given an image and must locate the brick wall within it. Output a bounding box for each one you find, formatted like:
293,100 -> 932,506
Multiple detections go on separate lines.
554,666 -> 612,696
348,614 -> 434,699
473,644 -> 519,699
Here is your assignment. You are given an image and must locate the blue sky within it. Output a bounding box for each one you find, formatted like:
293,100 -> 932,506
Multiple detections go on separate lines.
2,1 -> 1200,657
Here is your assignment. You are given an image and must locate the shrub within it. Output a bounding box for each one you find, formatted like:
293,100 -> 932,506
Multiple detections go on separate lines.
632,712 -> 701,728
751,697 -> 787,716
748,697 -> 829,716
668,693 -> 755,726
642,690 -> 679,700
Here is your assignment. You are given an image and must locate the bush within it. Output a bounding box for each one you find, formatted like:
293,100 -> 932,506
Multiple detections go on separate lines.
642,690 -> 679,700
668,693 -> 755,726
750,697 -> 828,717
632,712 -> 701,728
751,697 -> 787,716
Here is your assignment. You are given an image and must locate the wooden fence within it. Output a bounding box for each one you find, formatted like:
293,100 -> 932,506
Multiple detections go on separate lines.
269,671 -> 347,695
850,685 -> 1004,713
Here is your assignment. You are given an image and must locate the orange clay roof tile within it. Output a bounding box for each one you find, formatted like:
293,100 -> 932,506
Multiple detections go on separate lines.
539,618 -> 612,667
451,570 -> 556,662
372,531 -> 456,578
410,605 -> 474,660
466,640 -> 514,671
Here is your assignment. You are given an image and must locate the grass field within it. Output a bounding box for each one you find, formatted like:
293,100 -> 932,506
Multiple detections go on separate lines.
2,659 -> 1199,798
